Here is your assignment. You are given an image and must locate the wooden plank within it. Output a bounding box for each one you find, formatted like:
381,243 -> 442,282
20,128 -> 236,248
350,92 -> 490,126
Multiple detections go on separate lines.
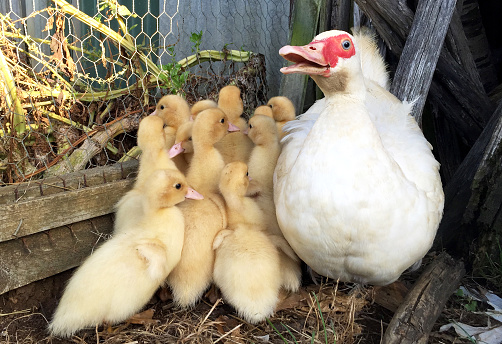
445,9 -> 484,92
355,0 -> 495,145
460,0 -> 498,93
389,0 -> 456,126
0,160 -> 138,205
279,0 -> 326,113
0,215 -> 114,295
364,0 -> 414,41
435,101 -> 502,254
329,0 -> 351,31
432,103 -> 463,183
0,178 -> 134,243
382,253 -> 465,344
353,1 -> 405,54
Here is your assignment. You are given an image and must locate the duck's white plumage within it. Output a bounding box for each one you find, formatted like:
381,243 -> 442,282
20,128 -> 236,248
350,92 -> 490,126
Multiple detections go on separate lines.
274,30 -> 444,285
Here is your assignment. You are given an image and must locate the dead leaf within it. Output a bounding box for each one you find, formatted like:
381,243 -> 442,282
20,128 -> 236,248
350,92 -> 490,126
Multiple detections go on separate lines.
158,286 -> 172,302
127,308 -> 160,325
205,284 -> 221,304
44,9 -> 55,32
275,289 -> 309,312
227,325 -> 245,344
49,13 -> 76,81
214,315 -> 226,335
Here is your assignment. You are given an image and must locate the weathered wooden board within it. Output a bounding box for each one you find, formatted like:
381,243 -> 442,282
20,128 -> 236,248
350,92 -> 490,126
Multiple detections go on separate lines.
355,0 -> 494,145
389,0 -> 456,125
0,215 -> 114,295
329,0 -> 351,31
382,253 -> 465,344
436,101 -> 502,255
0,160 -> 138,204
0,178 -> 134,243
279,0 -> 327,113
460,0 -> 498,93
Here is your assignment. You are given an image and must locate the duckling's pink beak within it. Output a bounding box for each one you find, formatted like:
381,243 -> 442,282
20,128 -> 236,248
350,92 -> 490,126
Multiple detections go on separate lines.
149,109 -> 158,116
228,122 -> 240,132
169,142 -> 184,158
186,188 -> 204,200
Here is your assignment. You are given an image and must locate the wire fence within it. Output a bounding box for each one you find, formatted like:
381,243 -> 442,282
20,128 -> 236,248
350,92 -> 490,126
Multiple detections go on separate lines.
0,0 -> 289,185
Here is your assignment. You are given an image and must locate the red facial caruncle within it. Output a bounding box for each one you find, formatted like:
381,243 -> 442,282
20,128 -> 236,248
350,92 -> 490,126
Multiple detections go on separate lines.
279,33 -> 356,77
314,34 -> 356,70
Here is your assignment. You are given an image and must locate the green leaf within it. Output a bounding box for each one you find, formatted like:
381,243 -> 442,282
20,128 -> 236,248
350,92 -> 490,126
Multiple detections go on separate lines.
464,300 -> 478,312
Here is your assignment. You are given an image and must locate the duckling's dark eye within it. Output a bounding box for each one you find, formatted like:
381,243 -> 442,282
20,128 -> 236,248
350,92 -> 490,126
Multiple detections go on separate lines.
175,183 -> 181,190
268,104 -> 273,108
342,40 -> 351,50
188,136 -> 192,141
220,118 -> 225,124
249,124 -> 253,129
160,105 -> 165,110
246,171 -> 249,176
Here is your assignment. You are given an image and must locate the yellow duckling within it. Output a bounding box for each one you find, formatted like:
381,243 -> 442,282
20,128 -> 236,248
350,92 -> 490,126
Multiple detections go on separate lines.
247,115 -> 301,292
213,161 -> 281,323
166,108 -> 236,307
49,169 -> 202,338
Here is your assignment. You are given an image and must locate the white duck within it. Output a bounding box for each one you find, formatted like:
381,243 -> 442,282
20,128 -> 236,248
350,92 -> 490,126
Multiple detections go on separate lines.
274,30 -> 444,285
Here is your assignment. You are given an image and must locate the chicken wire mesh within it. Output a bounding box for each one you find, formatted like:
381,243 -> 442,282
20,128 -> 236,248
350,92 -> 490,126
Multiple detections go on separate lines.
0,0 -> 289,185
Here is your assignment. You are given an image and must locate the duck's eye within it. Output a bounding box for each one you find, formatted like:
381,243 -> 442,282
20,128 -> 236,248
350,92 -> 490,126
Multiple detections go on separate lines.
188,136 -> 192,141
160,105 -> 165,110
175,183 -> 182,190
268,104 -> 273,108
249,124 -> 253,129
246,172 -> 249,176
220,118 -> 225,124
342,40 -> 351,50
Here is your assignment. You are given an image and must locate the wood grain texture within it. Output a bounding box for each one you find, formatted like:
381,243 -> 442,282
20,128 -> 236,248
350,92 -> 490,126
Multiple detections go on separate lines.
329,0 -> 351,31
0,178 -> 134,243
0,160 -> 138,204
0,161 -> 138,243
0,215 -> 114,295
382,253 -> 465,344
435,101 -> 502,255
355,0 -> 494,144
389,0 -> 456,125
279,0 -> 326,113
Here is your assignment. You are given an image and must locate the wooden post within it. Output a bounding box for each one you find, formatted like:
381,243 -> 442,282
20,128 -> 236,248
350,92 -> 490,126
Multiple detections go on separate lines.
354,0 -> 494,144
435,101 -> 502,257
279,0 -> 326,114
329,0 -> 351,31
382,253 -> 465,344
389,0 -> 457,126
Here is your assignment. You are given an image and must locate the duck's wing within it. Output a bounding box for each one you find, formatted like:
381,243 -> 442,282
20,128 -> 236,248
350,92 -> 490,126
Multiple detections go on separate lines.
273,103 -> 320,185
366,81 -> 444,212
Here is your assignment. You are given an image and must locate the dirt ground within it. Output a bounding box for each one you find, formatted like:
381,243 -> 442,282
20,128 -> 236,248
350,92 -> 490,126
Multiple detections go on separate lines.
1,255 -> 489,344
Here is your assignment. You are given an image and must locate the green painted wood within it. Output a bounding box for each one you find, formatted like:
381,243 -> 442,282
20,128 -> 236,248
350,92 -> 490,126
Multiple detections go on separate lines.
279,0 -> 326,114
